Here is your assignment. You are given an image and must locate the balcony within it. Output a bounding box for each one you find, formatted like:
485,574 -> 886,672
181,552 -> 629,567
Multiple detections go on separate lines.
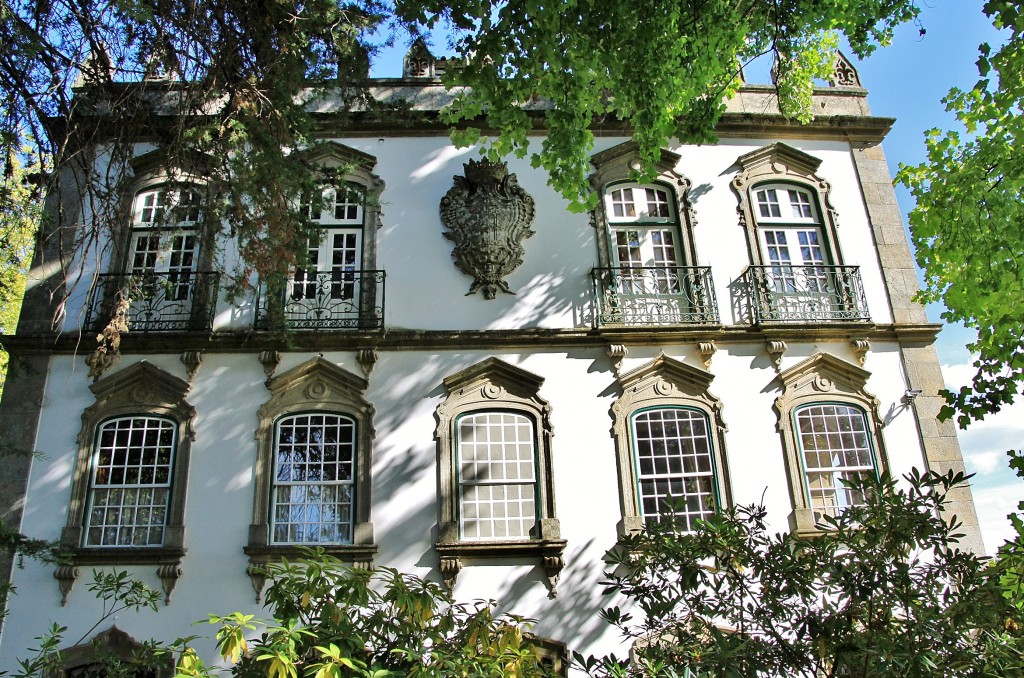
592,266 -> 719,326
84,272 -> 220,333
742,265 -> 870,323
254,269 -> 385,330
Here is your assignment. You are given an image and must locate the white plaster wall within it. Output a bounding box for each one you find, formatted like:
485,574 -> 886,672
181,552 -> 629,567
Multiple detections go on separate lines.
1,339 -> 927,669
64,133 -> 895,335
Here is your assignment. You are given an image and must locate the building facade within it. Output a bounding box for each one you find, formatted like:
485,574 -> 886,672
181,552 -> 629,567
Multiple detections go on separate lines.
0,49 -> 983,670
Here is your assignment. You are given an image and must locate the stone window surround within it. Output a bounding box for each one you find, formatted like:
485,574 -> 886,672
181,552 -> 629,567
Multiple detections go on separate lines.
610,354 -> 731,536
245,356 -> 377,601
589,141 -> 700,269
731,142 -> 845,269
48,626 -> 174,678
434,357 -> 565,595
59,361 -> 196,606
111,149 -> 217,275
772,352 -> 887,535
299,141 -> 386,276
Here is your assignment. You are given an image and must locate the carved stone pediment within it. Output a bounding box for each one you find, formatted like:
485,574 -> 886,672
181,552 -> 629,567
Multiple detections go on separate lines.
440,159 -> 536,299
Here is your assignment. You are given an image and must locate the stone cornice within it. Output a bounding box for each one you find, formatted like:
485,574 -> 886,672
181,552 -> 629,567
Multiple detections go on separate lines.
6,323 -> 942,355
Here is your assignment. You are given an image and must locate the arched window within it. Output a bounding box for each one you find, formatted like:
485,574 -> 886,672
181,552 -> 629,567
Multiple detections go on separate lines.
85,416 -> 177,547
589,142 -> 717,326
773,353 -> 886,534
632,407 -> 718,532
271,412 -> 358,545
794,403 -> 878,524
59,362 -> 196,604
611,355 -> 730,536
246,357 -> 376,599
257,141 -> 385,331
455,410 -> 538,541
435,358 -> 564,594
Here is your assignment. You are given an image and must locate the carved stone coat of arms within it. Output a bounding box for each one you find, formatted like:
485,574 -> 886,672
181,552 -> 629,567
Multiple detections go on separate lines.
440,159 -> 536,299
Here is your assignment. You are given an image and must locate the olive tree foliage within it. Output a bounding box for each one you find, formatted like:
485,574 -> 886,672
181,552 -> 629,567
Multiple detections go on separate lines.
574,472 -> 1024,678
0,0 -> 922,312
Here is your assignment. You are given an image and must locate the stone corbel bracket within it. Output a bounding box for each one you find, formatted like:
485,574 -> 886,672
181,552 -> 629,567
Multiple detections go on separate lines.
157,564 -> 182,605
357,348 -> 379,378
606,344 -> 628,376
697,341 -> 716,369
258,350 -> 282,382
766,340 -> 788,371
849,338 -> 870,366
435,539 -> 567,597
180,351 -> 203,382
54,565 -> 79,606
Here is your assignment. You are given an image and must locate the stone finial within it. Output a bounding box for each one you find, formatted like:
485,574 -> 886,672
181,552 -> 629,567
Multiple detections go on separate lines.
830,51 -> 861,88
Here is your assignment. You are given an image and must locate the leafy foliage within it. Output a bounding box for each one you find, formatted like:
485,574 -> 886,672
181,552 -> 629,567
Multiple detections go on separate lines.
576,472 -> 1024,677
407,0 -> 918,209
897,1 -> 1024,428
0,0 -> 923,307
175,552 -> 561,678
0,145 -> 40,395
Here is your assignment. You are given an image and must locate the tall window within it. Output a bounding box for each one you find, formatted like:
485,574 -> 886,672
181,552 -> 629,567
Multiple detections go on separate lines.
434,358 -> 564,593
85,416 -> 175,547
292,185 -> 364,307
794,404 -> 877,524
271,413 -> 357,545
753,184 -> 829,292
456,411 -> 537,541
632,408 -> 717,532
773,353 -> 886,534
128,187 -> 202,301
606,183 -> 682,293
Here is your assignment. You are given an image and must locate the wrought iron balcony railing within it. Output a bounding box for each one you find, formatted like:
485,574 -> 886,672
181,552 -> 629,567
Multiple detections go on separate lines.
743,265 -> 870,323
592,266 -> 720,326
254,269 -> 385,330
84,272 -> 221,333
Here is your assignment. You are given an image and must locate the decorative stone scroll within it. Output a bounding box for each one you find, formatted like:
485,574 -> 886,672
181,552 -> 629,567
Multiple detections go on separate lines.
830,51 -> 861,88
440,159 -> 536,299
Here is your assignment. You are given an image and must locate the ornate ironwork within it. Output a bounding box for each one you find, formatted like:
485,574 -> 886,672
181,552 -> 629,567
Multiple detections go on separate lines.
592,266 -> 719,326
440,159 -> 536,299
743,265 -> 870,322
254,270 -> 385,330
84,272 -> 220,332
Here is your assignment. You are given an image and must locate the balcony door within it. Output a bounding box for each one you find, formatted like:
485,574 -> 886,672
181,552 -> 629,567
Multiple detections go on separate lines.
605,184 -> 691,322
753,185 -> 840,318
119,187 -> 206,330
286,185 -> 366,328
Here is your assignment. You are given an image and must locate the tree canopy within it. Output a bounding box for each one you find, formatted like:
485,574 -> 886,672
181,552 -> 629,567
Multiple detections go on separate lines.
0,0 -> 921,293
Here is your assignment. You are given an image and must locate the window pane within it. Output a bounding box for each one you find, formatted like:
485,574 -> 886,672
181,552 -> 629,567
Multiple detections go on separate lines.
633,408 -> 715,532
271,414 -> 357,544
796,404 -> 875,524
457,412 -> 537,540
85,417 -> 175,547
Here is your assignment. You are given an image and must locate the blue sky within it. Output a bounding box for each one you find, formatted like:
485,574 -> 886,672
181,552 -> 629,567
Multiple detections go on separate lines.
371,0 -> 1020,554
853,0 -> 1020,555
